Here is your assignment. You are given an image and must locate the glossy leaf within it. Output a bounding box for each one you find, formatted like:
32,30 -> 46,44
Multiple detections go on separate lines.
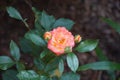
25,33 -> 46,46
10,40 -> 20,61
58,59 -> 64,74
78,61 -> 120,71
102,17 -> 120,33
7,6 -> 23,20
17,70 -> 40,80
67,53 -> 79,72
2,69 -> 19,80
40,11 -> 55,30
75,39 -> 99,52
0,56 -> 14,70
60,72 -> 80,80
52,18 -> 74,30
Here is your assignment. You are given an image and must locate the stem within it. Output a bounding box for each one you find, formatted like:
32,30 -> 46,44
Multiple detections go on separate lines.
22,19 -> 31,31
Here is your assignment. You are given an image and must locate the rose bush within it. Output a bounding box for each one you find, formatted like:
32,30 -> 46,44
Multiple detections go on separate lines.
0,6 -> 120,80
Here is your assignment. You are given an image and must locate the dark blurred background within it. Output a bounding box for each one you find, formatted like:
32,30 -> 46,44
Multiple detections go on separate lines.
0,0 -> 120,80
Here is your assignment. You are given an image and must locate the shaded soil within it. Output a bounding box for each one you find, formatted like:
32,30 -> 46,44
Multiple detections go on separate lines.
0,0 -> 120,80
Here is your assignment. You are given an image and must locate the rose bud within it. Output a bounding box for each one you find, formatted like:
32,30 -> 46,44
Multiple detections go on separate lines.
74,35 -> 81,43
44,32 -> 52,41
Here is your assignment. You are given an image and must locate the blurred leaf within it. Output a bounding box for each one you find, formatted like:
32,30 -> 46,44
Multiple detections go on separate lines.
17,70 -> 40,80
0,56 -> 15,70
7,6 -> 23,20
35,20 -> 44,35
60,72 -> 80,80
25,33 -> 46,46
32,7 -> 44,34
42,51 -> 56,64
34,58 -> 45,70
2,69 -> 19,80
75,39 -> 99,52
95,46 -> 116,80
45,57 -> 60,73
58,59 -> 64,74
95,46 -> 108,61
16,62 -> 25,72
78,61 -> 120,71
52,18 -> 75,30
40,49 -> 49,58
107,71 -> 116,80
67,53 -> 79,72
10,40 -> 20,61
102,17 -> 120,33
20,37 -> 41,56
40,76 -> 50,80
40,11 -> 55,30
32,7 -> 41,16
52,76 -> 59,80
19,38 -> 32,53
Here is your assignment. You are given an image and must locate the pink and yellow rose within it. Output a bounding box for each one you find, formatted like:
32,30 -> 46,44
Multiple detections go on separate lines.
44,27 -> 75,56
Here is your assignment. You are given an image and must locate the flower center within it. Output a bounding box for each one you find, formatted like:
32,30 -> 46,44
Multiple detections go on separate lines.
58,38 -> 65,44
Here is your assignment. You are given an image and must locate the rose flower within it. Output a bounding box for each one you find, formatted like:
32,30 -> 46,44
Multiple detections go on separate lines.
44,27 -> 75,56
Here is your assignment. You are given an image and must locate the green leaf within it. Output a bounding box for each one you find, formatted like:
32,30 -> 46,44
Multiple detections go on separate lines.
7,6 -> 23,20
52,76 -> 59,80
2,69 -> 19,80
45,57 -> 60,72
67,53 -> 79,72
40,49 -> 49,58
40,11 -> 55,30
17,70 -> 40,80
10,40 -> 20,61
42,50 -> 56,64
75,39 -> 99,52
52,18 -> 75,30
25,33 -> 46,46
78,61 -> 120,71
32,7 -> 44,34
102,17 -> 120,33
60,72 -> 80,80
32,7 -> 41,16
95,46 -> 116,80
34,59 -> 45,70
35,20 -> 44,35
40,76 -> 49,80
19,38 -> 32,53
16,62 -> 25,72
58,59 -> 64,74
0,56 -> 15,70
95,46 -> 108,61
107,71 -> 116,80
